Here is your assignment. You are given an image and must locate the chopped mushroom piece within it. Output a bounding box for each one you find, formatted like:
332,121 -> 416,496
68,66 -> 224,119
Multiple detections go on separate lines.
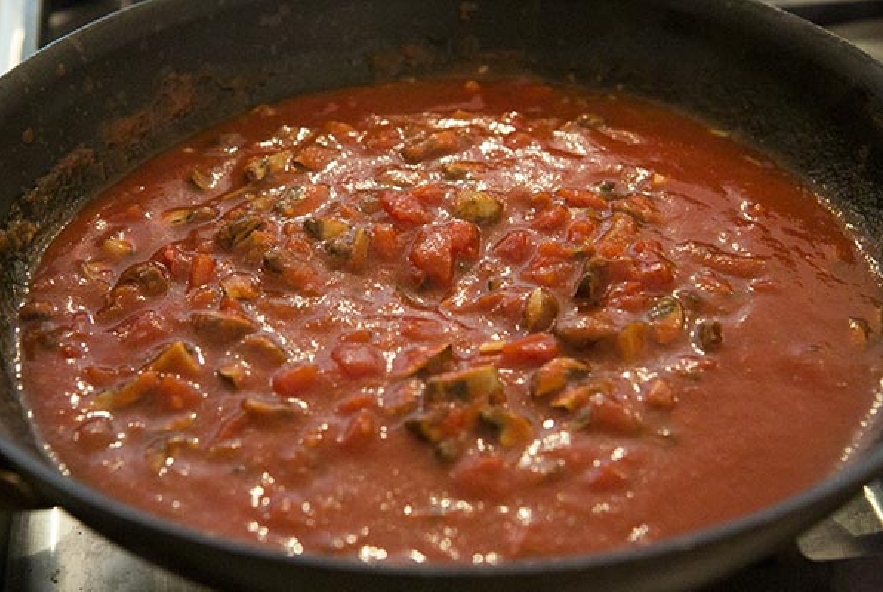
478,340 -> 506,355
480,406 -> 533,446
19,301 -> 53,321
215,215 -> 265,250
303,217 -> 350,241
380,379 -> 423,415
238,335 -> 288,365
220,273 -> 261,300
396,343 -> 454,377
848,316 -> 873,348
101,237 -> 135,259
190,168 -> 217,190
531,357 -> 590,398
245,150 -> 292,182
523,287 -> 559,333
401,129 -> 463,163
162,205 -> 218,226
441,161 -> 487,180
115,261 -> 169,297
325,227 -> 371,272
405,407 -> 443,443
147,341 -> 201,377
574,259 -> 607,303
452,190 -> 503,225
80,260 -> 114,282
648,296 -> 686,344
554,312 -> 618,348
218,363 -> 248,389
189,311 -> 257,342
261,249 -> 320,294
616,322 -> 648,362
376,168 -> 422,187
241,397 -> 303,420
348,227 -> 371,272
425,365 -> 505,404
405,405 -> 476,462
146,435 -> 199,473
694,319 -> 723,352
92,371 -> 160,410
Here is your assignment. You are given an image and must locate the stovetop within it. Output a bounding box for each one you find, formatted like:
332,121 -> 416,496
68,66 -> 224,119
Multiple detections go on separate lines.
2,1 -> 883,590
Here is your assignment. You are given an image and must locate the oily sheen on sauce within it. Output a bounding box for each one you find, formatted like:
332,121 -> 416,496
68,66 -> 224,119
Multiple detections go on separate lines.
18,79 -> 883,563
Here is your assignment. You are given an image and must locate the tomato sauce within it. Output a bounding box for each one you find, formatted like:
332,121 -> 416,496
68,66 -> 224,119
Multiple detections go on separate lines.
18,78 -> 883,563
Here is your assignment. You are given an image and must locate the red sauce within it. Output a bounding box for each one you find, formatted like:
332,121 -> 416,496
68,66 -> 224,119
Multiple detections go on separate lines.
19,79 -> 883,563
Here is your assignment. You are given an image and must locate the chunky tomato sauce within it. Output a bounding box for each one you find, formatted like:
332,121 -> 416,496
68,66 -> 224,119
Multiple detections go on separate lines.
18,79 -> 883,562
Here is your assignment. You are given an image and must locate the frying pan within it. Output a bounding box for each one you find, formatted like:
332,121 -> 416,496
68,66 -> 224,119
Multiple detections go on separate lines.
1,1 -> 882,590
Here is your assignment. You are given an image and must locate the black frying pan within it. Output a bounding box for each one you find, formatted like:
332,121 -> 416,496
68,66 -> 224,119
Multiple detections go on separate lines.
1,1 -> 883,590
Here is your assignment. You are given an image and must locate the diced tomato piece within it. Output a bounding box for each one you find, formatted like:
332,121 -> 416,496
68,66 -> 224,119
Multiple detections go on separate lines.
335,393 -> 379,414
645,378 -> 676,409
59,343 -> 84,359
605,258 -> 638,282
685,242 -> 767,279
112,311 -> 167,348
74,416 -> 117,452
596,212 -> 637,258
336,409 -> 378,450
409,227 -> 454,286
500,333 -> 560,366
83,366 -> 120,388
606,281 -> 649,312
460,290 -> 525,321
363,127 -> 402,151
522,259 -> 578,287
450,453 -> 514,501
380,190 -> 431,224
155,374 -> 202,411
637,260 -> 675,289
188,253 -> 216,291
447,220 -> 480,261
293,145 -> 335,170
557,188 -> 609,210
188,286 -> 217,308
339,329 -> 373,344
529,192 -> 554,210
115,203 -> 146,223
536,240 -> 579,259
525,243 -> 583,286
154,243 -> 188,282
278,261 -> 322,295
692,269 -> 734,295
213,410 -> 250,441
566,219 -> 598,245
531,203 -> 570,231
399,317 -> 446,340
283,184 -> 330,218
581,460 -> 630,492
401,129 -> 463,163
331,343 -> 384,379
589,395 -> 643,434
371,223 -> 400,260
272,363 -> 322,397
218,295 -> 245,314
493,230 -> 534,264
504,132 -> 534,149
632,241 -> 675,288
410,184 -> 448,204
